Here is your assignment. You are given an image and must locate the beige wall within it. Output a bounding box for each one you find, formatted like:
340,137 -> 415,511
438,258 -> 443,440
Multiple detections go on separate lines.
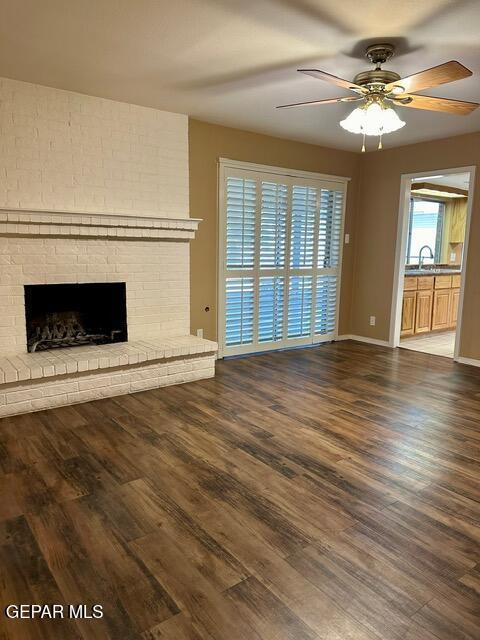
352,132 -> 480,359
189,119 -> 361,342
189,120 -> 480,361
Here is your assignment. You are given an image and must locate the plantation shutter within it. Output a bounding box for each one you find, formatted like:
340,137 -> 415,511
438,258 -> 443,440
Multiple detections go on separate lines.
219,165 -> 346,357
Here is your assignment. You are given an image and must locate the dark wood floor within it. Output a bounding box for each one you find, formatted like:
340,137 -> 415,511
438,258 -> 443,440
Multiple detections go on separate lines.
1,341 -> 479,640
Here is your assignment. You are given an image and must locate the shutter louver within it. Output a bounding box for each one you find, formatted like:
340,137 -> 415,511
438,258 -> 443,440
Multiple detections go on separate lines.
225,278 -> 254,346
226,177 -> 256,269
288,276 -> 313,338
315,275 -> 337,335
259,277 -> 284,342
260,181 -> 287,268
318,188 -> 344,268
290,186 -> 317,268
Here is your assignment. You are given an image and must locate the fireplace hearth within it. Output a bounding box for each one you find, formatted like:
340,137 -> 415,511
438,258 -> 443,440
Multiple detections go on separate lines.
24,283 -> 128,352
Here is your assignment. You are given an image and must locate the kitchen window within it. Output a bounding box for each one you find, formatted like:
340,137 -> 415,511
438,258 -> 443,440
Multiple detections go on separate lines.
218,160 -> 347,357
406,198 -> 445,265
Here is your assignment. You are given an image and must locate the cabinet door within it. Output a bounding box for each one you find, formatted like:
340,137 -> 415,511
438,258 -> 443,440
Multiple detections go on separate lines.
450,208 -> 466,243
449,289 -> 460,327
432,290 -> 451,330
415,290 -> 433,334
401,291 -> 417,337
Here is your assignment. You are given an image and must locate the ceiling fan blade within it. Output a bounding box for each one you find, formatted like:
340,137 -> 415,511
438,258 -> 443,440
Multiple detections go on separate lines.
394,94 -> 479,115
385,61 -> 472,94
276,96 -> 362,109
298,69 -> 366,93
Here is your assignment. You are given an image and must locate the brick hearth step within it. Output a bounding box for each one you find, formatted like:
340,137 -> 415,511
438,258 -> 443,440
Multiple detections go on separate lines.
0,335 -> 217,417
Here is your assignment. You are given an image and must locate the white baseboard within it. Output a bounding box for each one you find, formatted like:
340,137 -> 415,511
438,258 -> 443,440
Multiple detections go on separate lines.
455,356 -> 480,368
336,334 -> 392,348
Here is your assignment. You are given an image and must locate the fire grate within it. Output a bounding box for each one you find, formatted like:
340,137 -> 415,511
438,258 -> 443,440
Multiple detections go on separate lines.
24,282 -> 128,353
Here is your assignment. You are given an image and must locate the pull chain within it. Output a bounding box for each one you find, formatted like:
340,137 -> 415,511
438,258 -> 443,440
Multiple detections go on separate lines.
361,131 -> 366,153
378,125 -> 384,150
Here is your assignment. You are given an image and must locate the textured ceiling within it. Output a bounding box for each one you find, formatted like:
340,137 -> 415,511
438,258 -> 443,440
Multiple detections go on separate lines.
0,0 -> 479,151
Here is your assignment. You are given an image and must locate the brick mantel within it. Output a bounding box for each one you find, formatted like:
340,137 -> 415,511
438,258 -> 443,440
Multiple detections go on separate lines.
0,209 -> 201,240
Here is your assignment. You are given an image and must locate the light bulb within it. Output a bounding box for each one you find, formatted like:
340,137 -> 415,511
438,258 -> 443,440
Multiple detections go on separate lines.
340,101 -> 405,136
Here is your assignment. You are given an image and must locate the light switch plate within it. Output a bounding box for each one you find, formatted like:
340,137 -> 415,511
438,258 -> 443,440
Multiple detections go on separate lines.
345,233 -> 350,244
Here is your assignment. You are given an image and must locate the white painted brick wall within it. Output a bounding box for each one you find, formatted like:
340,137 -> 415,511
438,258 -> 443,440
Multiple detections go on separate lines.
0,77 -> 189,217
0,354 -> 216,418
0,236 -> 190,356
0,79 -> 215,417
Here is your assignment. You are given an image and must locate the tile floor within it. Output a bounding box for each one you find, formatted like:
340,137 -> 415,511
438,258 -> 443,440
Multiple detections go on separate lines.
400,330 -> 456,358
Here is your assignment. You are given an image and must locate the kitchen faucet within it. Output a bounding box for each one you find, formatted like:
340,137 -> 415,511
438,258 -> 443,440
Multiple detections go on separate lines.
418,245 -> 434,269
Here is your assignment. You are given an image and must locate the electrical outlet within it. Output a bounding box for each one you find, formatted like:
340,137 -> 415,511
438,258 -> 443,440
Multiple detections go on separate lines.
450,252 -> 456,262
196,328 -> 204,338
344,233 -> 350,244
369,316 -> 376,326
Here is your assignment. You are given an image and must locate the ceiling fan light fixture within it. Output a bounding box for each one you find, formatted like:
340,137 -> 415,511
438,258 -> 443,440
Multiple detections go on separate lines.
280,47 -> 478,153
339,100 -> 405,136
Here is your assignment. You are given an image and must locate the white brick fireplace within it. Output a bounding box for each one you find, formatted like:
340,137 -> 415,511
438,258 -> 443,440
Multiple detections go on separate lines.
0,77 -> 217,417
0,211 -> 217,417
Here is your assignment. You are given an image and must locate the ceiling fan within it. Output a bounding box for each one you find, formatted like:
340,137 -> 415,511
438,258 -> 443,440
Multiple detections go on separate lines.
277,43 -> 479,151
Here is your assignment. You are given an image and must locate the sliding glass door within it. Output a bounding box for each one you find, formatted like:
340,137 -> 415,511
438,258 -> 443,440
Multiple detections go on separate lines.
218,162 -> 347,357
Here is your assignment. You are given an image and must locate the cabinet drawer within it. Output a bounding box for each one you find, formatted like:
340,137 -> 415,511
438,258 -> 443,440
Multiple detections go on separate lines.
404,276 -> 418,291
417,276 -> 434,290
451,274 -> 461,288
435,275 -> 452,289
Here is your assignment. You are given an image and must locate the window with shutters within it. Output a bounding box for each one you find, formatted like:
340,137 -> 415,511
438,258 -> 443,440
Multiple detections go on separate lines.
218,161 -> 347,357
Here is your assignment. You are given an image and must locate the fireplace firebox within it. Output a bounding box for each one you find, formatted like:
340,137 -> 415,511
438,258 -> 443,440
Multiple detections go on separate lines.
24,283 -> 128,352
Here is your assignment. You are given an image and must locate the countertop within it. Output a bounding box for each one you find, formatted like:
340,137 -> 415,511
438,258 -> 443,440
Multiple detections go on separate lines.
405,269 -> 461,276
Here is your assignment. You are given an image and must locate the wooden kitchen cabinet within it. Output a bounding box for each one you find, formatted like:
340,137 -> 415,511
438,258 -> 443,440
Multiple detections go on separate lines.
401,290 -> 416,337
450,207 -> 467,243
404,276 -> 418,291
449,289 -> 460,327
401,273 -> 461,336
417,276 -> 434,291
432,289 -> 451,330
434,275 -> 452,289
415,290 -> 433,333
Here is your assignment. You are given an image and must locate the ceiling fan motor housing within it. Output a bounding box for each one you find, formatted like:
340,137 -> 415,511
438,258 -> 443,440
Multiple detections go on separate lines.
353,43 -> 401,91
353,69 -> 401,89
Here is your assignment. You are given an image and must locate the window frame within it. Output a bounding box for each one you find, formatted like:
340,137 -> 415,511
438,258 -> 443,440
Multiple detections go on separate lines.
217,159 -> 349,358
406,196 -> 446,265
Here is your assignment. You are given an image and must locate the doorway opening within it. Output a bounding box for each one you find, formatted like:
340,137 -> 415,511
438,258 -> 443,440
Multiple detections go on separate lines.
390,166 -> 475,360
